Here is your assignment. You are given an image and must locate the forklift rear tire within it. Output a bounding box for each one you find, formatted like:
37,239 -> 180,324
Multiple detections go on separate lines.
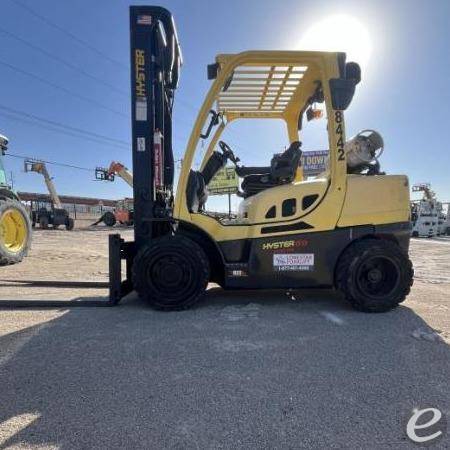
336,239 -> 413,313
66,217 -> 74,231
39,215 -> 49,229
103,212 -> 116,227
132,235 -> 210,310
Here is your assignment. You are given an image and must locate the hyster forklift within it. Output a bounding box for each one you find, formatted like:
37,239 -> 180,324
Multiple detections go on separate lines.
0,134 -> 32,264
109,6 -> 413,313
24,160 -> 74,230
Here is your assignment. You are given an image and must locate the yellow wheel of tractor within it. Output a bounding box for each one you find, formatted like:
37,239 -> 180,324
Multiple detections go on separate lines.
0,198 -> 32,265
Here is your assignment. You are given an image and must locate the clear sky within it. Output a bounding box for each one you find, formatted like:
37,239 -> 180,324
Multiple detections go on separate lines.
0,0 -> 449,203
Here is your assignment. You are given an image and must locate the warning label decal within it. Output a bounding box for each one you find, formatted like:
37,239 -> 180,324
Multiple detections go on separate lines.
273,253 -> 314,271
137,137 -> 146,152
136,98 -> 147,121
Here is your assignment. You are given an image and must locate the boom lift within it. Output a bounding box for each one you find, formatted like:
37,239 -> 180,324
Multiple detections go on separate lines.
94,162 -> 134,227
109,6 -> 413,313
95,161 -> 133,187
24,159 -> 74,230
0,134 -> 32,264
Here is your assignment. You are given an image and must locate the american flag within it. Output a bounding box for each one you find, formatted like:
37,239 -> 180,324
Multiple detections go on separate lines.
137,15 -> 152,25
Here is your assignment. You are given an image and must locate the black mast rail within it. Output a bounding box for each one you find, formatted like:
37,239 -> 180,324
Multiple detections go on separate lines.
109,6 -> 182,303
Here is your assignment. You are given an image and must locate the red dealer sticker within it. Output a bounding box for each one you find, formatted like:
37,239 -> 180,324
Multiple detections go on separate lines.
154,131 -> 163,188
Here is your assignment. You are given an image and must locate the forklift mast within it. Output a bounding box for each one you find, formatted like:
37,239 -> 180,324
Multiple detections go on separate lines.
129,5 -> 182,247
108,6 -> 182,303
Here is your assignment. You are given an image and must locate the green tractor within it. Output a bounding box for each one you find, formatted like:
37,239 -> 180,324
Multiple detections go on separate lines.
0,134 -> 32,265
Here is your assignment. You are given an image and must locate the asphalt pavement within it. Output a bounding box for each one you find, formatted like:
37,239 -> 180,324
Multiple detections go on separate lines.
0,286 -> 449,449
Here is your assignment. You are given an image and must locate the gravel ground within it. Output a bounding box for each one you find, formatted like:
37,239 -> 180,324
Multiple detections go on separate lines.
0,229 -> 449,449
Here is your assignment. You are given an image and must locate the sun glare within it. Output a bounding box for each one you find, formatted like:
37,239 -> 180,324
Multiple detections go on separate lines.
299,15 -> 372,71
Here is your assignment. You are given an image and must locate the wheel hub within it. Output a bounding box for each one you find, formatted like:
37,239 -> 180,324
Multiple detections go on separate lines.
159,262 -> 183,285
356,255 -> 400,298
0,208 -> 27,253
149,254 -> 190,293
367,268 -> 382,284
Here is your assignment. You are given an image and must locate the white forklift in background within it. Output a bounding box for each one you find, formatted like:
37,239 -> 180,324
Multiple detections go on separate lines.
24,159 -> 74,230
410,183 -> 438,238
437,202 -> 450,235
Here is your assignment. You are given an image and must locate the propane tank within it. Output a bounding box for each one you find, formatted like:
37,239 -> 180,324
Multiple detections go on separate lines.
345,129 -> 384,174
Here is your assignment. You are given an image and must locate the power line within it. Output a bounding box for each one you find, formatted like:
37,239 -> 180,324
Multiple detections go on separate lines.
0,107 -> 190,153
0,104 -> 130,147
0,26 -> 127,97
0,59 -> 128,118
10,0 -> 128,71
0,111 -> 129,150
5,152 -> 93,172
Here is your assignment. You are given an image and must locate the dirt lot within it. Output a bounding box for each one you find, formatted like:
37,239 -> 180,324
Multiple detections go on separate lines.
0,224 -> 130,301
0,227 -> 449,448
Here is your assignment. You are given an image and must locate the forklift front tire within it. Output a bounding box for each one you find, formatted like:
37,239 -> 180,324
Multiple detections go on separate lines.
132,235 -> 210,310
336,239 -> 413,313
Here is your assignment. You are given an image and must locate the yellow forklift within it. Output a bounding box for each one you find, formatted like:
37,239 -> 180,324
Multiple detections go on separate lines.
109,6 -> 413,313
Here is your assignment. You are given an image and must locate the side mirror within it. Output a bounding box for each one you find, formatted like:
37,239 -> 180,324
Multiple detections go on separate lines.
346,62 -> 361,84
329,61 -> 361,110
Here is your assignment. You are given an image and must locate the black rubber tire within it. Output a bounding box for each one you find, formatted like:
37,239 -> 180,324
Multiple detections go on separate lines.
39,215 -> 49,229
132,234 -> 210,310
412,231 -> 418,238
65,217 -> 74,231
103,211 -> 116,227
0,198 -> 33,265
336,239 -> 414,313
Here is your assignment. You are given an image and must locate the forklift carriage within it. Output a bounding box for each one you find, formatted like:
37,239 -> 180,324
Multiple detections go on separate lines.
110,6 -> 413,312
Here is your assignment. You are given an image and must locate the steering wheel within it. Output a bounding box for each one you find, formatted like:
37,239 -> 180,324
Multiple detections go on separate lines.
218,141 -> 240,165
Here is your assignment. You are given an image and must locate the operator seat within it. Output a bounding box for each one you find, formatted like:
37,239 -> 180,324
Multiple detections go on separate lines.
237,141 -> 302,198
186,151 -> 227,212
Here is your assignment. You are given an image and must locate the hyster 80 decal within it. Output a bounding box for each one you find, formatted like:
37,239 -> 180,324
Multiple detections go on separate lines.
273,253 -> 314,271
262,239 -> 308,251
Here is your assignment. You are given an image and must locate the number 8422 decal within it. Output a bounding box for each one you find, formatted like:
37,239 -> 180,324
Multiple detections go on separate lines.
335,110 -> 345,161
